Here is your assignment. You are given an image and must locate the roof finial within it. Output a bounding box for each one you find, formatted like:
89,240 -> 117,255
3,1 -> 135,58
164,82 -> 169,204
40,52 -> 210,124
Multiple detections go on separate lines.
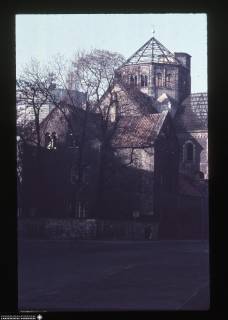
152,25 -> 155,38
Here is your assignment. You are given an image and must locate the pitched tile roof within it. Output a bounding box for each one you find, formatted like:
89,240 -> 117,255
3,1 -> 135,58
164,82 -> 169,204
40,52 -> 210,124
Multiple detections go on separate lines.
111,112 -> 168,148
174,93 -> 208,131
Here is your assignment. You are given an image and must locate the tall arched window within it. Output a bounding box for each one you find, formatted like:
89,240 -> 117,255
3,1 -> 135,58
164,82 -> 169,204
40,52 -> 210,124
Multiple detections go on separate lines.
141,75 -> 148,87
156,73 -> 163,87
166,74 -> 172,88
130,75 -> 134,86
183,141 -> 194,162
129,75 -> 137,87
144,75 -> 148,87
186,142 -> 193,161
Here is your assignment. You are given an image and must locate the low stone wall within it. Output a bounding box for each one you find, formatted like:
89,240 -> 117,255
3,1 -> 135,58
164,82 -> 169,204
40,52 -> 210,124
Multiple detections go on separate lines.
18,218 -> 159,240
18,218 -> 97,240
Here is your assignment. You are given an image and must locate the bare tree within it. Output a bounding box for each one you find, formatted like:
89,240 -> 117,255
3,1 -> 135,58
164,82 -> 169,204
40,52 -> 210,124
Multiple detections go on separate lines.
16,58 -> 56,149
70,49 -> 126,216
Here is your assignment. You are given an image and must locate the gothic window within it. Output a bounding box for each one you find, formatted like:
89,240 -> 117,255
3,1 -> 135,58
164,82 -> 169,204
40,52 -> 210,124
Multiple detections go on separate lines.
156,73 -> 163,87
166,74 -> 172,88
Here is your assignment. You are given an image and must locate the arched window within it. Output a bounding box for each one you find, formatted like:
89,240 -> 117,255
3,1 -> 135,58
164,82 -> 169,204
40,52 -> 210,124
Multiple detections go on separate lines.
144,75 -> 148,87
156,73 -> 163,87
129,75 -> 137,87
183,141 -> 194,162
130,75 -> 134,86
186,142 -> 193,161
166,74 -> 172,88
141,75 -> 148,87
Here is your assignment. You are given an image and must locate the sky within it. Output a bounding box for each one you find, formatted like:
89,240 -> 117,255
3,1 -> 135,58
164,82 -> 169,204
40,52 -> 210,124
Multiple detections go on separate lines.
16,14 -> 207,93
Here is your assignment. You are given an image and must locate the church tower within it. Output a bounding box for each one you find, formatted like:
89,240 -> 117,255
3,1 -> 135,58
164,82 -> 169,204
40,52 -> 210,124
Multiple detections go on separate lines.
116,36 -> 191,106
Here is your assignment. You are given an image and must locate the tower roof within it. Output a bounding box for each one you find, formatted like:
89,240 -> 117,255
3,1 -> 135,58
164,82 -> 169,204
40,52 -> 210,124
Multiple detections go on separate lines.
122,36 -> 181,66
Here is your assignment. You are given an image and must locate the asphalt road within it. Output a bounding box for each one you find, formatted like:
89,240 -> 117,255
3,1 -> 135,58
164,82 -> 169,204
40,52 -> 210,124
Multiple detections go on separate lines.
18,240 -> 209,311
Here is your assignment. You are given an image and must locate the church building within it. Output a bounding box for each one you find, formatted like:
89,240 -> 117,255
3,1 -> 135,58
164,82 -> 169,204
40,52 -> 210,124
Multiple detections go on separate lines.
19,35 -> 208,239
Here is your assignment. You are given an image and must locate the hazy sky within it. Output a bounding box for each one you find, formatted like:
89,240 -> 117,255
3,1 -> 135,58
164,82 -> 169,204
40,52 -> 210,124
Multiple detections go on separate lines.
16,14 -> 207,93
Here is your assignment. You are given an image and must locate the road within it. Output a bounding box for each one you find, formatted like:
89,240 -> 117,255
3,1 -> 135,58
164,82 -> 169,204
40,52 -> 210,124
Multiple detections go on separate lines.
18,240 -> 209,311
